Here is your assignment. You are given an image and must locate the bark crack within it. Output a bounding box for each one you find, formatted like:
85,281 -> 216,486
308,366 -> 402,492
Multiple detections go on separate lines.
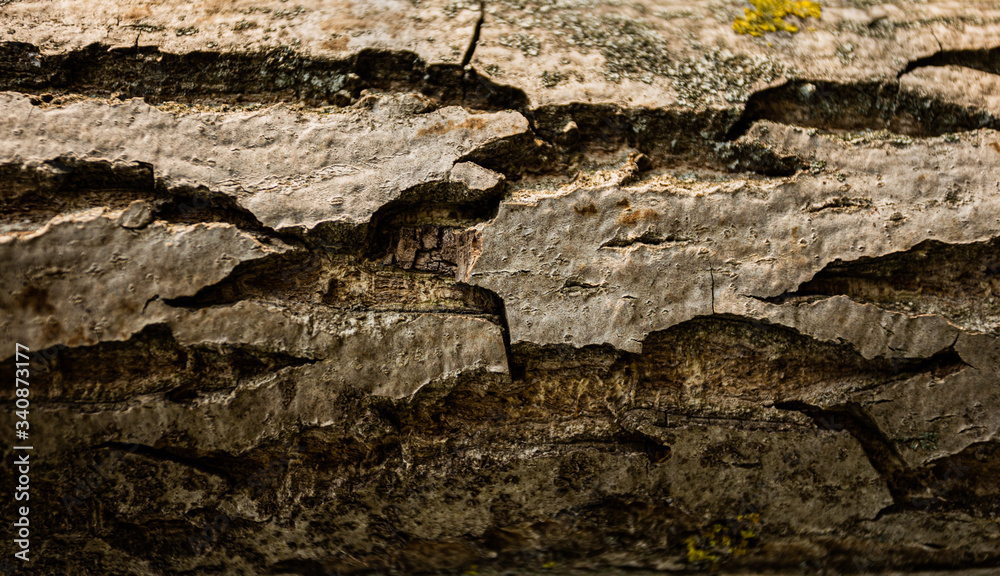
461,0 -> 486,69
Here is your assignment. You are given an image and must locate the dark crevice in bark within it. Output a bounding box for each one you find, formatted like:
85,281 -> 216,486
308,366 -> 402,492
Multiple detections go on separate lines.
753,237 -> 1000,334
260,174 -> 515,254
521,102 -> 821,179
899,44 -> 1000,78
93,439 -> 297,496
96,441 -> 235,481
363,178 -> 507,260
460,1 -> 486,69
456,132 -> 545,176
759,238 -> 1000,303
725,79 -> 1000,141
0,153 -> 518,335
0,155 -> 303,248
161,251 -> 325,310
0,41 -> 530,112
600,231 -> 691,249
892,344 -> 970,379
267,558 -> 332,576
160,233 -> 501,318
0,156 -> 158,228
806,196 -> 874,213
385,366 -> 677,464
530,103 -> 736,154
524,102 -> 794,178
715,140 -> 806,176
9,323 -> 317,404
151,182 -> 293,242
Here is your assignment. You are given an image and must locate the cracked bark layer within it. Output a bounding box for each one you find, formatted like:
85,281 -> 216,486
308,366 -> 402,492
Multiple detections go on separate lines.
3,1 -> 1000,575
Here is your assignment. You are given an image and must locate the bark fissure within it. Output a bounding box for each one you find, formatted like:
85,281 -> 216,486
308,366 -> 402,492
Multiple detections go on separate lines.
726,79 -> 1000,140
754,238 -> 1000,334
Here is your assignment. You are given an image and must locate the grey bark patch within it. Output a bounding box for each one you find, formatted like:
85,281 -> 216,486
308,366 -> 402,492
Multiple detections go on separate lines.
118,199 -> 153,229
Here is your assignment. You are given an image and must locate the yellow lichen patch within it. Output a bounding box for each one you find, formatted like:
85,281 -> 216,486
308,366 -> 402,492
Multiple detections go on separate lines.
684,514 -> 761,569
733,0 -> 822,36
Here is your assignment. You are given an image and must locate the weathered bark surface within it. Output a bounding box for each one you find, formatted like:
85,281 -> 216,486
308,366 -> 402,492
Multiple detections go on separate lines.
1,0 -> 1000,574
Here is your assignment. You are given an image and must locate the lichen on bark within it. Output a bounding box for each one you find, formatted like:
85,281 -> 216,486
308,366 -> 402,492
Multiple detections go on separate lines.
733,0 -> 823,36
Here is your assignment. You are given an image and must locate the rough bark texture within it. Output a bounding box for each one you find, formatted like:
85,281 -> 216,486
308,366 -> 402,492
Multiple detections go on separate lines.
1,0 -> 1000,574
